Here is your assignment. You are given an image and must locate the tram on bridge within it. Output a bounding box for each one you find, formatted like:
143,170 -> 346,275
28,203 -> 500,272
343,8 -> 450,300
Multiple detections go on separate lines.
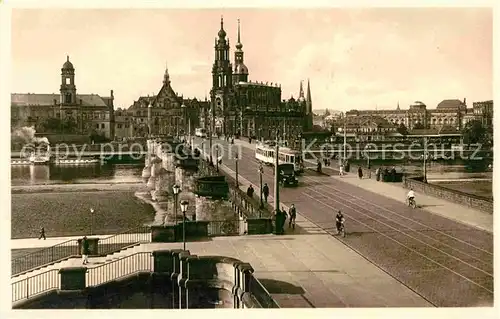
255,142 -> 304,174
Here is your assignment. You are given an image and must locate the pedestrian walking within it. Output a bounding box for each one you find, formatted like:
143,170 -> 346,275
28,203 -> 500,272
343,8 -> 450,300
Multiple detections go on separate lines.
246,185 -> 254,197
281,206 -> 288,234
81,236 -> 90,265
339,164 -> 344,176
288,204 -> 297,230
358,166 -> 363,179
38,227 -> 46,240
262,183 -> 269,203
375,167 -> 381,181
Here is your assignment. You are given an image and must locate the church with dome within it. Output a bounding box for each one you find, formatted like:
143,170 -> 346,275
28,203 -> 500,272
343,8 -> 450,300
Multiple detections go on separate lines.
11,56 -> 115,140
201,17 -> 313,142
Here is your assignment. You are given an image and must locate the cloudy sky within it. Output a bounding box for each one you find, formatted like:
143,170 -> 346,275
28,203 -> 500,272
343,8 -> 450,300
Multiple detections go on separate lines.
10,7 -> 492,111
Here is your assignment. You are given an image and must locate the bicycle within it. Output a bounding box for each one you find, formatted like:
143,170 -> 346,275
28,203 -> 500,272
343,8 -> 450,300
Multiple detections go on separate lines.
337,220 -> 346,238
407,197 -> 417,209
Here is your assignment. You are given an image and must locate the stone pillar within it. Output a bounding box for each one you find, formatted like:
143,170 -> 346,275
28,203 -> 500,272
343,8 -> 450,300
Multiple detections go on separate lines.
184,255 -> 201,309
169,249 -> 185,309
231,261 -> 243,308
195,196 -> 214,221
59,267 -> 87,290
177,251 -> 191,309
152,250 -> 175,274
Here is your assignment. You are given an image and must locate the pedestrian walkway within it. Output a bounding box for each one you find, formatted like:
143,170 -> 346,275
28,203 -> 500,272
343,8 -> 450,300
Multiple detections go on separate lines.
11,235 -> 432,307
231,137 -> 492,233
327,173 -> 493,233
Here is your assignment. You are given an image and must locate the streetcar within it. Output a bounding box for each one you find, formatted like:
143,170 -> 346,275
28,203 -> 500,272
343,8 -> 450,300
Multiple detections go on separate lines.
255,142 -> 304,174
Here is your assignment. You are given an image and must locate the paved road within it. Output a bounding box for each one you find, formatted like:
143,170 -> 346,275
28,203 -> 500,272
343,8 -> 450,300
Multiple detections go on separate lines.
195,138 -> 493,307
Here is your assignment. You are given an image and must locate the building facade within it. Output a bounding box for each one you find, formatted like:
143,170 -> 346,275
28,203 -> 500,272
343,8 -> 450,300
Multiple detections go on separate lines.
115,67 -> 208,139
204,18 -> 312,142
11,56 -> 115,139
345,99 -> 484,132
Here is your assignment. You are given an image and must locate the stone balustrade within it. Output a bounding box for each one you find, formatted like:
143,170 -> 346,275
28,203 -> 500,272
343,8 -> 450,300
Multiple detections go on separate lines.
13,249 -> 276,309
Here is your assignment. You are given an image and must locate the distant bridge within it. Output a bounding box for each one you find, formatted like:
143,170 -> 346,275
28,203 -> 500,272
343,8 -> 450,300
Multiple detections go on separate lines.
11,150 -> 148,158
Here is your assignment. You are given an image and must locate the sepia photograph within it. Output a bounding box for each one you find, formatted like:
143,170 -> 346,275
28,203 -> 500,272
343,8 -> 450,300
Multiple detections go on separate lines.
3,2 -> 495,313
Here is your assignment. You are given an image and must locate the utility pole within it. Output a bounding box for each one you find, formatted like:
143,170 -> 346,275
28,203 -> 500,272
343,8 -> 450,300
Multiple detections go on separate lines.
423,137 -> 428,183
343,113 -> 347,161
274,130 -> 280,215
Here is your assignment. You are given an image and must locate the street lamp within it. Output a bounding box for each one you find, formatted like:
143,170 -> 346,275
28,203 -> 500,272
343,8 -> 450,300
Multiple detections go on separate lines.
422,137 -> 428,183
172,184 -> 181,224
235,150 -> 239,187
216,145 -> 219,172
180,200 -> 189,250
258,164 -> 264,209
89,208 -> 94,236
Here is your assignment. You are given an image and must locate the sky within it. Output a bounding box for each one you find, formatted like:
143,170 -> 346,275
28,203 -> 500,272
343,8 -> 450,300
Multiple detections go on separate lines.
10,7 -> 493,112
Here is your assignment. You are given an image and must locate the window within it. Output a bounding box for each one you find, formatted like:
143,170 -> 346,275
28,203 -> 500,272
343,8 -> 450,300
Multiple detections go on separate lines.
117,124 -> 123,129
96,124 -> 99,128
101,123 -> 105,129
65,78 -> 70,85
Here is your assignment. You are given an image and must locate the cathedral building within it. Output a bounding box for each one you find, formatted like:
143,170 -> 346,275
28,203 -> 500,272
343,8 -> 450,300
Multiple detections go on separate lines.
204,18 -> 312,141
11,56 -> 115,139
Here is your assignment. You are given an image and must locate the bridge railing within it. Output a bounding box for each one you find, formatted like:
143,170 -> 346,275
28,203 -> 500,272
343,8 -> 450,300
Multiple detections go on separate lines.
12,225 -> 152,278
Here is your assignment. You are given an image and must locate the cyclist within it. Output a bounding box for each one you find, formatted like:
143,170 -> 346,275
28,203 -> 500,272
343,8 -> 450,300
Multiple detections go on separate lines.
335,210 -> 345,234
406,188 -> 416,206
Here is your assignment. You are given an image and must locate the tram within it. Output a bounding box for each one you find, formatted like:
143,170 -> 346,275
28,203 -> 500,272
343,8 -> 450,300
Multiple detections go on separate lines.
255,142 -> 304,174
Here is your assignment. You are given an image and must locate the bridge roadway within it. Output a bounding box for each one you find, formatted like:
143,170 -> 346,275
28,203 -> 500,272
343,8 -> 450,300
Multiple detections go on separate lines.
194,137 -> 493,307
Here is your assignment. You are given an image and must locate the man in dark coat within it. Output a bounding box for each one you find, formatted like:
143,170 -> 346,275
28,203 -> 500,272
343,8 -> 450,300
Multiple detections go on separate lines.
246,185 -> 254,197
262,183 -> 269,203
81,236 -> 90,265
38,227 -> 46,240
358,166 -> 363,179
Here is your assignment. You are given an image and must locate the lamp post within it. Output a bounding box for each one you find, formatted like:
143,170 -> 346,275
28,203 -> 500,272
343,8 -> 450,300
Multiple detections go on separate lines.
258,164 -> 264,209
423,137 -> 428,183
180,200 -> 189,250
216,145 -> 219,172
172,184 -> 181,224
235,150 -> 239,187
89,208 -> 94,236
274,130 -> 280,214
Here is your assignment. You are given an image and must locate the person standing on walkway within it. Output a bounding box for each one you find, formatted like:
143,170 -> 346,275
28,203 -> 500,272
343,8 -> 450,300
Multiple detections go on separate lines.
38,227 -> 46,240
288,204 -> 297,230
81,236 -> 90,265
246,185 -> 254,198
263,183 -> 269,203
375,167 -> 381,181
279,207 -> 288,234
358,166 -> 363,179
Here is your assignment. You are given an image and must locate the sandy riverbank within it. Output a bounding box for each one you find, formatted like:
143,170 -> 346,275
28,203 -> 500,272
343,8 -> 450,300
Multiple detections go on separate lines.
11,181 -> 156,239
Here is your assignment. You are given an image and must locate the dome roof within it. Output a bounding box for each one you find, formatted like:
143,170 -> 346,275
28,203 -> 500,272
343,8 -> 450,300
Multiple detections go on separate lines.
62,56 -> 74,69
218,29 -> 226,38
236,42 -> 243,50
235,63 -> 248,74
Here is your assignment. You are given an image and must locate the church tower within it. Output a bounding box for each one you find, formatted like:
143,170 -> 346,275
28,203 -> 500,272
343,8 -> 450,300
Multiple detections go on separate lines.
233,19 -> 249,84
210,16 -> 234,135
60,56 -> 77,105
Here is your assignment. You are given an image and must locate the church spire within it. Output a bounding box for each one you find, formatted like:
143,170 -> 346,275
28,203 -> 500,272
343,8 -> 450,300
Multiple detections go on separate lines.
299,80 -> 305,99
236,19 -> 243,50
397,101 -> 400,110
306,79 -> 312,104
163,62 -> 170,86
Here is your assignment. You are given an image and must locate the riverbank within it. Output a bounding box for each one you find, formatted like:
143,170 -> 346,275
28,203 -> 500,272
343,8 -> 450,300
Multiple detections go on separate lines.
11,184 -> 156,239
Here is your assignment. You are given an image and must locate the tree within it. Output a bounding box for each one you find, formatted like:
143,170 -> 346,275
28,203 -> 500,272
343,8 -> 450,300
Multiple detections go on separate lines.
462,120 -> 487,144
413,122 -> 425,130
397,123 -> 408,135
40,117 -> 78,134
